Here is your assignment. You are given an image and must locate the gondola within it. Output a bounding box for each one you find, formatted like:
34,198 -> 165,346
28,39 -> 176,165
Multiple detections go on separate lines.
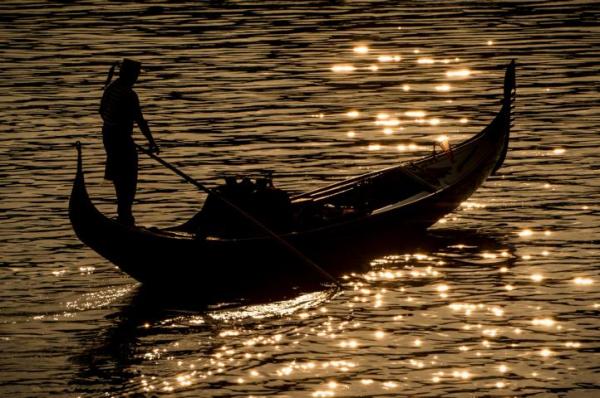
69,61 -> 515,293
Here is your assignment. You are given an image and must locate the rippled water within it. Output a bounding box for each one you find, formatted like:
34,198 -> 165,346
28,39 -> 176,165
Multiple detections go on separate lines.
1,1 -> 599,397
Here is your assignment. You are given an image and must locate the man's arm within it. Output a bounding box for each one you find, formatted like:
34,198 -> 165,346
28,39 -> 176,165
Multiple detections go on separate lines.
133,93 -> 159,153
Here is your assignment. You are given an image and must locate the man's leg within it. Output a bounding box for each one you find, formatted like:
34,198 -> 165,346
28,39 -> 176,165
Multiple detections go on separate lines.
115,167 -> 137,226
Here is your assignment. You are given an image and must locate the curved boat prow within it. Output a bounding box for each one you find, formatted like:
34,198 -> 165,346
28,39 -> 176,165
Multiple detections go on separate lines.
74,141 -> 83,179
492,60 -> 516,175
69,142 -> 105,242
503,60 -> 516,101
69,141 -> 86,231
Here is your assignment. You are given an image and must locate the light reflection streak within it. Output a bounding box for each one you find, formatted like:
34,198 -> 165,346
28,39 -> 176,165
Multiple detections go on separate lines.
530,273 -> 544,282
462,201 -> 486,210
378,55 -> 401,62
409,359 -> 425,368
312,391 -> 334,397
65,285 -> 134,311
417,57 -> 435,64
436,284 -> 449,293
490,307 -> 504,317
405,110 -> 426,118
375,118 -> 400,127
518,229 -> 533,237
176,374 -> 193,387
382,381 -> 398,389
51,269 -> 66,277
209,290 -> 334,321
339,339 -> 359,348
397,143 -> 423,152
446,69 -> 471,78
452,370 -> 472,380
219,330 -> 240,337
331,64 -> 355,73
574,277 -> 593,286
531,318 -> 556,327
539,348 -> 554,358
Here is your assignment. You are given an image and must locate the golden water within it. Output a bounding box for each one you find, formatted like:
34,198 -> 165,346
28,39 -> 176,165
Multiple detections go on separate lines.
1,1 -> 599,397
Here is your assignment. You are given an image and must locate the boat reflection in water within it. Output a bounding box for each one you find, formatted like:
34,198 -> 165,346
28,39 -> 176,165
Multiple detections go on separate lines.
70,228 -> 513,396
69,61 -> 516,298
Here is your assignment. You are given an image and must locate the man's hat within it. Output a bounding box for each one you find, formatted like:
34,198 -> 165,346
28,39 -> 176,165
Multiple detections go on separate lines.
121,58 -> 142,74
104,58 -> 143,89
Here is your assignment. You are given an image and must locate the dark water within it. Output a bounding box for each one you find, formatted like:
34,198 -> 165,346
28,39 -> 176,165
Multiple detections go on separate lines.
1,1 -> 599,397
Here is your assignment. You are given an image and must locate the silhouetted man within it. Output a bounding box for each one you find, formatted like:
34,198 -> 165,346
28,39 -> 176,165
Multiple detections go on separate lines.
100,59 -> 159,226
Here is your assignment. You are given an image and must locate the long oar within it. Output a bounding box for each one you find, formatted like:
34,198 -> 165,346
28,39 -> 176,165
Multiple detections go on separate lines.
135,144 -> 342,288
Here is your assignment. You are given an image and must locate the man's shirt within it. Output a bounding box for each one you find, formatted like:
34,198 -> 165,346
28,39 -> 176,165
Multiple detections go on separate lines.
100,79 -> 141,131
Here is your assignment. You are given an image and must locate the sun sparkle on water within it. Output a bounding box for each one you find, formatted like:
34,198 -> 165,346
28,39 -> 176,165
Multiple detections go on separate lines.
573,277 -> 593,286
353,45 -> 369,54
530,273 -> 544,282
405,110 -> 426,118
446,69 -> 471,78
378,55 -> 400,62
418,57 -> 435,64
331,64 -> 355,73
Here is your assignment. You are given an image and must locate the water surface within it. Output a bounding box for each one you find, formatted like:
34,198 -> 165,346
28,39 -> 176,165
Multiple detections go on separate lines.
1,1 -> 599,397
